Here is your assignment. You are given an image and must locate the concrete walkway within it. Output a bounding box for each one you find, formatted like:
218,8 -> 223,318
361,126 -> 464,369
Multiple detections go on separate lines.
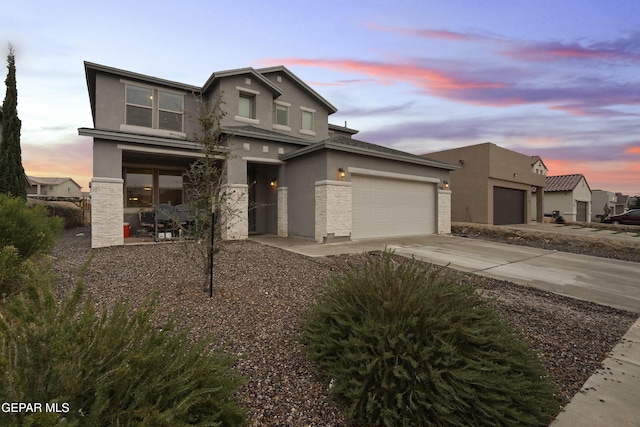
250,230 -> 640,426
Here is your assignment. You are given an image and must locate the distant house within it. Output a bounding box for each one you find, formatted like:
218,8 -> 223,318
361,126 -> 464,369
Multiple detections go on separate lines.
531,156 -> 548,176
540,174 -> 592,222
614,193 -> 630,215
591,190 -> 617,221
27,176 -> 83,198
424,143 -> 546,225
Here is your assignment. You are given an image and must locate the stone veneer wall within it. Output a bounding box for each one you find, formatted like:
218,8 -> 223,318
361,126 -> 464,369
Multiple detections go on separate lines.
437,189 -> 452,234
220,184 -> 249,240
91,177 -> 124,248
315,180 -> 352,243
277,187 -> 288,237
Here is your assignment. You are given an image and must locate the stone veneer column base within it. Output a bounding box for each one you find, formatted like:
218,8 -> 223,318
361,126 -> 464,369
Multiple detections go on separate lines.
277,187 -> 288,237
315,180 -> 352,243
220,184 -> 249,240
437,189 -> 452,235
91,177 -> 124,248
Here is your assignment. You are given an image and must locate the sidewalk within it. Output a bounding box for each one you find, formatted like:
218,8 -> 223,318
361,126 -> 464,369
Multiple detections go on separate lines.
551,319 -> 640,426
250,232 -> 640,426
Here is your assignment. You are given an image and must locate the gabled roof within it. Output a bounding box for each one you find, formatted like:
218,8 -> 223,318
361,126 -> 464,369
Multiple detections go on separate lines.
27,176 -> 82,188
84,62 -> 337,124
281,134 -> 459,170
531,155 -> 548,169
257,65 -> 337,114
544,174 -> 589,192
202,67 -> 283,97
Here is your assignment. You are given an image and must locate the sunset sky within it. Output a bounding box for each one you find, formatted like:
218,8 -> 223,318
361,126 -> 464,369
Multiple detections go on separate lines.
2,0 -> 639,196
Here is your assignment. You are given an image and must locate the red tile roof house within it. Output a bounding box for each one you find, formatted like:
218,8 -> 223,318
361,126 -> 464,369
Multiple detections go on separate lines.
536,174 -> 592,222
78,62 -> 458,248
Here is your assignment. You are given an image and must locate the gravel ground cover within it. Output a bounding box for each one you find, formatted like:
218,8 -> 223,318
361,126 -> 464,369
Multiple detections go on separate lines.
51,227 -> 638,426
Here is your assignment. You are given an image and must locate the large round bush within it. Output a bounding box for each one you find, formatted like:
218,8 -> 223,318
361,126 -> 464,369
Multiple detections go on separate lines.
302,252 -> 559,426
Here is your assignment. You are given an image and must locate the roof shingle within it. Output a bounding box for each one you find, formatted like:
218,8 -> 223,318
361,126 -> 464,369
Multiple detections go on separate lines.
544,174 -> 586,192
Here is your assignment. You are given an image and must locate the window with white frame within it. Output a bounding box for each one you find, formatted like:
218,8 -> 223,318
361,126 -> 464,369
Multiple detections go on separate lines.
300,107 -> 315,135
126,85 -> 153,128
273,101 -> 291,131
276,103 -> 288,126
124,83 -> 184,132
158,91 -> 183,131
238,93 -> 253,119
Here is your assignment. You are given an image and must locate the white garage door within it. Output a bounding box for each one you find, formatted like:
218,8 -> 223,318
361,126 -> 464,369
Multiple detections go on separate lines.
351,173 -> 436,239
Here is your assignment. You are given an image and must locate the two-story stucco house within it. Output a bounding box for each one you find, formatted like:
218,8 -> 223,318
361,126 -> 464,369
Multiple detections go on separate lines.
424,143 -> 546,225
79,62 -> 457,248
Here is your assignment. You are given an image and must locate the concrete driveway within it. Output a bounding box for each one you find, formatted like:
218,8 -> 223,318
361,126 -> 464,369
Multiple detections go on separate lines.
387,235 -> 640,313
252,233 -> 640,313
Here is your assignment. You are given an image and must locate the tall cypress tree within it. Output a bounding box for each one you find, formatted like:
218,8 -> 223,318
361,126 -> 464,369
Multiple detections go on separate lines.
0,45 -> 26,200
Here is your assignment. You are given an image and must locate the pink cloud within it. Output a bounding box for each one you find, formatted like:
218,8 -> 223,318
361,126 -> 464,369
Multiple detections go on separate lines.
544,158 -> 640,195
626,146 -> 640,155
365,22 -> 479,42
273,58 -> 504,92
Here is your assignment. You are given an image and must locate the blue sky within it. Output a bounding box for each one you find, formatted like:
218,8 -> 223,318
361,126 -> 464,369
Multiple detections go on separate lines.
2,0 -> 639,195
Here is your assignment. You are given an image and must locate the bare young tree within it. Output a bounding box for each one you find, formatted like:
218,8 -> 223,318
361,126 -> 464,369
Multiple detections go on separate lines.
181,92 -> 237,295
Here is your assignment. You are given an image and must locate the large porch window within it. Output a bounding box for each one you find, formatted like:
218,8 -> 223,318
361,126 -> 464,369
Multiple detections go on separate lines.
159,169 -> 184,205
125,167 -> 153,208
125,166 -> 185,208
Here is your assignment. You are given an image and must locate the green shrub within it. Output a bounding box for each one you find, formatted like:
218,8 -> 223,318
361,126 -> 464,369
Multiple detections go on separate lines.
302,252 -> 559,427
0,194 -> 63,259
0,272 -> 248,426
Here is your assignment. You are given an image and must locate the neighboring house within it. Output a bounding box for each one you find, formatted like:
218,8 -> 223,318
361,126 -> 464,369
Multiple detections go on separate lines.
530,156 -> 548,220
531,155 -> 548,176
591,190 -> 617,221
79,62 -> 458,248
614,193 -> 630,215
424,143 -> 546,225
540,174 -> 592,222
27,176 -> 83,198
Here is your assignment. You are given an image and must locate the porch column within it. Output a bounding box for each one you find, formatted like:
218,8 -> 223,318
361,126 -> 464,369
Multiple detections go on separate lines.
315,180 -> 352,243
277,187 -> 288,237
437,188 -> 452,234
220,183 -> 249,240
90,177 -> 124,248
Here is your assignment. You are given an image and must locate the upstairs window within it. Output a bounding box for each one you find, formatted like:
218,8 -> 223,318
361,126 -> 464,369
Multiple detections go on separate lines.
235,86 -> 260,125
276,103 -> 289,126
124,83 -> 184,133
300,107 -> 316,136
159,91 -> 183,132
126,85 -> 153,128
238,93 -> 253,119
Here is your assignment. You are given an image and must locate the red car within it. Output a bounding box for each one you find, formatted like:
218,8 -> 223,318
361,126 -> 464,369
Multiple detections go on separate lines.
603,209 -> 640,225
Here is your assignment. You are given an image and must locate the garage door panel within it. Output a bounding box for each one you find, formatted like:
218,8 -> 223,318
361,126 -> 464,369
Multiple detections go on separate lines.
493,187 -> 525,225
352,174 -> 435,239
